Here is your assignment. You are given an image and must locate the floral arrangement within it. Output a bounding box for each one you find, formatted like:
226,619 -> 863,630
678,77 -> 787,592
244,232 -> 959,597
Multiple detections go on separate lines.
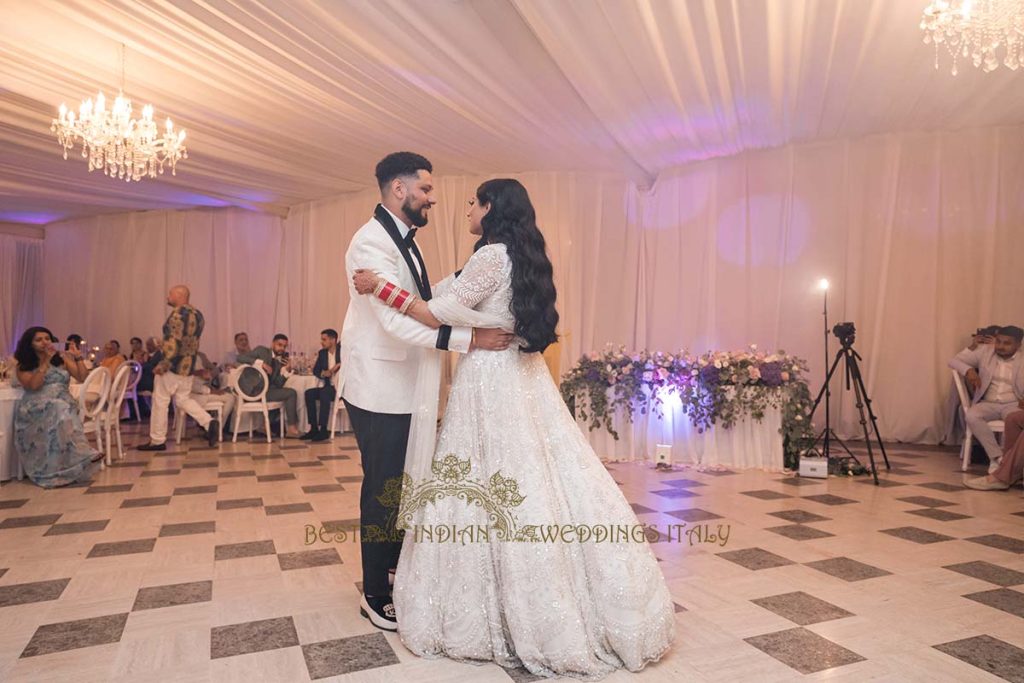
560,345 -> 814,467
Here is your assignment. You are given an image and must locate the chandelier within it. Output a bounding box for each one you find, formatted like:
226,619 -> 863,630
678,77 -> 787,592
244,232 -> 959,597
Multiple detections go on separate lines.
920,0 -> 1024,74
50,45 -> 187,182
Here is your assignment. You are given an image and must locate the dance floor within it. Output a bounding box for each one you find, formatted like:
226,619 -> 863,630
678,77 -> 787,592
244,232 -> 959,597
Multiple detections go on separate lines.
0,426 -> 1022,682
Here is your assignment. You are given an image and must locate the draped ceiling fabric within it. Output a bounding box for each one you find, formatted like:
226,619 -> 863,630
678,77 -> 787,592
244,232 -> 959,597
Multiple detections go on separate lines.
3,1 -> 1024,445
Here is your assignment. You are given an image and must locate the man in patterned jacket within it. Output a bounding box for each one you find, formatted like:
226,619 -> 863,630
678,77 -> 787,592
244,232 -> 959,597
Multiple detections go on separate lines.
138,285 -> 218,451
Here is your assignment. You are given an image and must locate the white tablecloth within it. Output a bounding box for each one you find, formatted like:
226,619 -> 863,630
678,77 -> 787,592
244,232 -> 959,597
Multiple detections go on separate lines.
0,386 -> 24,482
577,388 -> 785,471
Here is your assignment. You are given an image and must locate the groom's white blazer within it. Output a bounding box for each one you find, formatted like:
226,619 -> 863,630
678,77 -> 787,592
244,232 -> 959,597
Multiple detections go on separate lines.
339,207 -> 471,414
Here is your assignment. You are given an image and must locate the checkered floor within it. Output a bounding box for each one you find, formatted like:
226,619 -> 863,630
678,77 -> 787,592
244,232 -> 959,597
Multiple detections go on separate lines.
0,424 -> 1022,682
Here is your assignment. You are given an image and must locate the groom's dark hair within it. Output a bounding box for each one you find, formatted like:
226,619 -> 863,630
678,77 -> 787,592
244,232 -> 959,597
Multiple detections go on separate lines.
375,152 -> 432,191
321,328 -> 338,340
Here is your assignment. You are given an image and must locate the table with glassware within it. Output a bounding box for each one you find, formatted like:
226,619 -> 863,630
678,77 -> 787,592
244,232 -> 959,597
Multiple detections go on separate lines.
0,385 -> 24,482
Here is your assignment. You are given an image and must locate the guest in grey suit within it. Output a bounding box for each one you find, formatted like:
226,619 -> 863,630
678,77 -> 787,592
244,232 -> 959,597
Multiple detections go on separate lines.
949,325 -> 1024,472
237,333 -> 301,438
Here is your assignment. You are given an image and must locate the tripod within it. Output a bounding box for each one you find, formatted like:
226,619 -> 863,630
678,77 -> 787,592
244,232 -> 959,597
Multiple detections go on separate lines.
807,343 -> 890,485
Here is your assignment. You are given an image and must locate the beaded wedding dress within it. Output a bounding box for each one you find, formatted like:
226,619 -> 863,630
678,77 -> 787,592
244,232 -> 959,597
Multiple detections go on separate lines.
392,243 -> 675,680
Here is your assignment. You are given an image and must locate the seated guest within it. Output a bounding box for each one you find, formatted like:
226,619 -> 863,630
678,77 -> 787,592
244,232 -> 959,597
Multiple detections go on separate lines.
237,333 -> 301,438
13,327 -> 102,488
302,328 -> 342,442
129,336 -> 149,363
65,333 -> 93,370
185,362 -> 236,439
949,325 -> 1024,472
99,339 -> 127,376
135,339 -> 163,419
965,409 -> 1024,490
222,331 -> 251,369
967,325 -> 1001,351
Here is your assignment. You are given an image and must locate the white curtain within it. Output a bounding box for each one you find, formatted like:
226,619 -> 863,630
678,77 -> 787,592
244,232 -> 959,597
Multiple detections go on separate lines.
0,234 -> 43,354
41,125 -> 1024,444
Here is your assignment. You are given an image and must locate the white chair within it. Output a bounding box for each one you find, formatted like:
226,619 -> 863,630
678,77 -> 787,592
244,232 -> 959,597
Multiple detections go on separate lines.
101,364 -> 133,464
328,379 -> 349,440
78,367 -> 112,462
174,398 -> 225,444
122,360 -> 143,421
952,369 -> 1004,471
230,364 -> 285,443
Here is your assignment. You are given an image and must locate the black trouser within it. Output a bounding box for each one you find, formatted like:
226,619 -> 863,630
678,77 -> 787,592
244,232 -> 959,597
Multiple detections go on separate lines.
343,398 -> 409,598
304,385 -> 336,432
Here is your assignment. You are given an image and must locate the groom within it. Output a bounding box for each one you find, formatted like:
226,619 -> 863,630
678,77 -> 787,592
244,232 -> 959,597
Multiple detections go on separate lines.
339,151 -> 513,631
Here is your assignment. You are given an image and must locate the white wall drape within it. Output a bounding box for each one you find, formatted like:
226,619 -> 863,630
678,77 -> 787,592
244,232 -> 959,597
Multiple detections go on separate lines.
41,125 -> 1024,444
0,234 -> 43,354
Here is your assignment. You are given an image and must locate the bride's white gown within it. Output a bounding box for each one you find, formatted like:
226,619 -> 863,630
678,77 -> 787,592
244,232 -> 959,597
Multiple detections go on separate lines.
393,244 -> 675,680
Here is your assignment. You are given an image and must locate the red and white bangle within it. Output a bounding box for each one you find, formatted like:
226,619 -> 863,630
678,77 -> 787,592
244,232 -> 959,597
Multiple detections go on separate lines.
373,279 -> 418,314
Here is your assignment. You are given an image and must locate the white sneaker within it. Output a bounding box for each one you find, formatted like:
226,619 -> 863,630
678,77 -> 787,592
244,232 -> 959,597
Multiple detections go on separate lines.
359,594 -> 397,631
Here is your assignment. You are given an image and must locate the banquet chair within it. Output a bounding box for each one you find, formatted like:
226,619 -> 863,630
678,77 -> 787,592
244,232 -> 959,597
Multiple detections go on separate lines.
122,360 -> 143,421
952,369 -> 1004,472
328,380 -> 349,440
101,364 -> 133,464
173,399 -> 225,444
230,364 -> 285,444
78,367 -> 112,466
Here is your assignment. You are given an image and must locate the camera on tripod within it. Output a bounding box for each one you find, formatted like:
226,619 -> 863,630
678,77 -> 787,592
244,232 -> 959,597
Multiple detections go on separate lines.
832,322 -> 856,348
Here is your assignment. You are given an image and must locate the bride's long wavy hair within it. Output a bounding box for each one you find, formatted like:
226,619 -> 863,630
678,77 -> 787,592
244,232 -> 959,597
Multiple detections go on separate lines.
473,179 -> 559,354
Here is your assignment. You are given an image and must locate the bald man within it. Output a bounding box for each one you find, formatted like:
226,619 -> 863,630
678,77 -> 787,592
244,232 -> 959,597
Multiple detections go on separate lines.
139,285 -> 219,450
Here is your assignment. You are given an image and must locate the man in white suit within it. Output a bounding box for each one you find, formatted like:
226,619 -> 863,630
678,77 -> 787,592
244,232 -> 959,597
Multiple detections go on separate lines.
339,152 -> 513,631
949,325 -> 1024,472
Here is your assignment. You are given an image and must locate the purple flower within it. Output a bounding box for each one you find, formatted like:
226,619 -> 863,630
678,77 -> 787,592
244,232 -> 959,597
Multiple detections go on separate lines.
759,361 -> 784,386
585,369 -> 602,383
699,364 -> 721,385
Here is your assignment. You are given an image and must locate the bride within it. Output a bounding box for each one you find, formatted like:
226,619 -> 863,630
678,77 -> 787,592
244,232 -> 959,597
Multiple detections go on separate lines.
352,178 -> 674,679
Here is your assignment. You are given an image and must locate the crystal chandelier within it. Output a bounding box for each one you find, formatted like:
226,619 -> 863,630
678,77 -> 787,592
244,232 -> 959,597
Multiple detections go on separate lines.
50,45 -> 187,182
920,0 -> 1024,74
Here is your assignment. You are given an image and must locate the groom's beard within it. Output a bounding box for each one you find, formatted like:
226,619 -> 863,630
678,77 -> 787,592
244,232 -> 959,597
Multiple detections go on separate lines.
402,198 -> 429,228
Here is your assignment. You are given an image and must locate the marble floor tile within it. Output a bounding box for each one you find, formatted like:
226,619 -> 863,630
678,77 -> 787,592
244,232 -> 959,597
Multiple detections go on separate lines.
916,482 -> 965,492
132,580 -> 213,611
803,494 -> 857,506
335,475 -> 363,483
182,461 -> 219,469
630,503 -> 659,514
265,503 -> 314,516
765,524 -> 835,541
87,538 -> 158,558
216,498 -> 263,510
665,508 -> 723,522
895,496 -> 957,508
943,561 -> 1024,587
804,557 -> 892,582
879,527 -> 955,544
301,632 -> 400,679
317,455 -> 350,461
257,473 -> 296,483
750,591 -> 854,625
21,612 -> 129,658
287,461 -> 323,468
661,478 -> 706,488
0,499 -> 29,509
966,535 -> 1024,554
933,634 -> 1024,683
159,522 -> 216,538
767,510 -> 830,524
218,471 -> 256,479
278,548 -> 342,571
0,514 -> 62,528
650,488 -> 700,499
905,508 -> 971,522
214,540 -> 276,561
210,616 -> 299,659
963,588 -> 1024,619
85,485 -> 133,495
173,486 -> 218,496
302,485 -> 344,494
717,548 -> 795,571
854,478 -> 907,488
120,497 -> 172,509
740,490 -> 792,501
0,578 -> 70,608
44,520 -> 110,536
775,477 -> 824,487
744,626 -> 865,674
140,469 -> 181,478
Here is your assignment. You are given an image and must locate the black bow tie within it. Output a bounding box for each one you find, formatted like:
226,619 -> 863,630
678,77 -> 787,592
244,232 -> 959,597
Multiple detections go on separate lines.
404,228 -> 418,246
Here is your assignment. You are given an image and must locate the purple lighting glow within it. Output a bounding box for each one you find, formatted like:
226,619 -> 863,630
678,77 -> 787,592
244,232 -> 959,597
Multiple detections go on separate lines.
0,211 -> 66,225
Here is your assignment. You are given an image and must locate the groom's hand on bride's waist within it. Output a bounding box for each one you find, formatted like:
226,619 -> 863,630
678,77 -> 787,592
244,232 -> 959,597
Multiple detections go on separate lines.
471,328 -> 514,351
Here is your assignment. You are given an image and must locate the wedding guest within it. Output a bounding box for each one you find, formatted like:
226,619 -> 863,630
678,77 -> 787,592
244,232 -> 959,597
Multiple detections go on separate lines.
237,333 -> 300,438
138,285 -> 218,451
65,333 -> 93,370
13,327 -> 102,488
99,339 -> 127,376
185,360 -> 236,440
301,328 -> 341,442
222,332 -> 251,368
967,325 -> 1001,350
129,336 -> 149,363
965,408 -> 1024,490
950,325 -> 1024,472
